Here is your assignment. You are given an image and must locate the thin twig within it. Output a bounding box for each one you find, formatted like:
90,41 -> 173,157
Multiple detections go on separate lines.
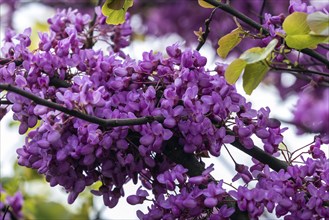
227,130 -> 288,172
0,58 -> 23,66
196,7 -> 218,51
259,0 -> 266,24
0,99 -> 12,105
270,66 -> 329,78
84,0 -> 103,49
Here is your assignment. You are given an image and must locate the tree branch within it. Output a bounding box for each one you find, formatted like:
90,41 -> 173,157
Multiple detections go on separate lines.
270,66 -> 329,78
0,99 -> 12,105
300,48 -> 329,69
229,133 -> 289,172
203,0 -> 329,68
0,83 -> 289,173
0,83 -> 164,127
0,58 -> 23,66
196,7 -> 218,51
84,0 -> 102,49
204,0 -> 268,34
259,0 -> 266,24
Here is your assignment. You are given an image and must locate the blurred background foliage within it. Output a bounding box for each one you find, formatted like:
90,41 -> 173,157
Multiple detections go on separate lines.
1,159 -> 95,219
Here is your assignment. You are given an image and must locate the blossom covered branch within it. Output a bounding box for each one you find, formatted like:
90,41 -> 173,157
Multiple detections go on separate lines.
0,1 -> 328,219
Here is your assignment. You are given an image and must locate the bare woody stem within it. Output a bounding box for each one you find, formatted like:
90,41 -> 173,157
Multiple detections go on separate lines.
196,7 -> 218,51
228,133 -> 289,172
203,0 -> 329,68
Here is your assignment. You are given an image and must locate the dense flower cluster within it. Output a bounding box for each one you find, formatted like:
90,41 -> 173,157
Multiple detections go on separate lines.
1,1 -> 329,219
0,7 -> 288,218
230,141 -> 329,219
136,165 -> 235,220
0,186 -> 24,220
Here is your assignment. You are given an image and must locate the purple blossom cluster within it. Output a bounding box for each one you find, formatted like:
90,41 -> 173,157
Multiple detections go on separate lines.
0,186 -> 24,220
1,1 -> 329,219
230,144 -> 329,219
0,8 -> 288,217
136,165 -> 235,220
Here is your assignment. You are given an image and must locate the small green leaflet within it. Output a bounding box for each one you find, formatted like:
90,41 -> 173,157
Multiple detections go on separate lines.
242,61 -> 269,95
224,39 -> 278,95
198,0 -> 220,8
102,0 -> 134,25
225,59 -> 247,84
283,12 -> 328,49
278,143 -> 288,151
240,39 -> 278,64
217,28 -> 242,58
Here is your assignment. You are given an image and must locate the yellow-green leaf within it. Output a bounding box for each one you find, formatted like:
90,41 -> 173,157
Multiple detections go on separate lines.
283,12 -> 328,49
217,28 -> 242,58
242,61 -> 269,95
285,34 -> 328,49
225,58 -> 247,84
307,11 -> 329,36
278,143 -> 288,151
283,12 -> 310,35
240,39 -> 278,64
198,0 -> 216,8
102,0 -> 134,25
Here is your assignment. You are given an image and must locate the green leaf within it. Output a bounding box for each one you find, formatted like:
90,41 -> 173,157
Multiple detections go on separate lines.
285,34 -> 328,49
198,0 -> 218,8
307,11 -> 329,36
240,39 -> 278,64
283,12 -> 310,35
217,28 -> 242,58
225,58 -> 247,84
242,61 -> 269,95
102,0 -> 134,25
278,143 -> 288,151
283,12 -> 328,49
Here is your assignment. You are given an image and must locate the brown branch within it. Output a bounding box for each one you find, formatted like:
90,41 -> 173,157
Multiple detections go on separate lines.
229,132 -> 289,172
0,58 -> 23,66
84,0 -> 103,49
196,7 -> 218,51
0,83 -> 164,127
0,99 -> 12,105
49,77 -> 71,88
270,66 -> 329,78
259,0 -> 266,24
1,83 -> 289,172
